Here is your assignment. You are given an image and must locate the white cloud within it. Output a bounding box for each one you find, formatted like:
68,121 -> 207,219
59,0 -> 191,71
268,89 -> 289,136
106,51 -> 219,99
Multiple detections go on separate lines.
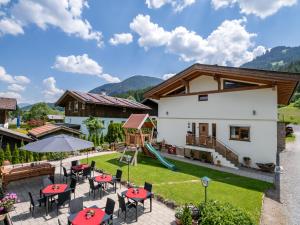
0,0 -> 102,46
14,75 -> 30,84
109,33 -> 133,46
42,77 -> 64,101
0,91 -> 22,101
8,83 -> 25,92
211,0 -> 297,18
252,45 -> 267,58
162,73 -> 175,80
0,66 -> 31,84
0,0 -> 10,5
130,14 -> 264,66
53,54 -> 121,83
145,0 -> 196,12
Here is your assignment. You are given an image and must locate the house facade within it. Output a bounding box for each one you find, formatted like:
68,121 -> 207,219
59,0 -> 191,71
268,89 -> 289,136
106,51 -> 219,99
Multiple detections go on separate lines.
145,64 -> 300,169
56,90 -> 151,135
0,97 -> 17,128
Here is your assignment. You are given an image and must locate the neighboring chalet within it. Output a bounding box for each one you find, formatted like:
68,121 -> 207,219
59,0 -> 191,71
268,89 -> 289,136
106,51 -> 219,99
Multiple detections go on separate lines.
0,97 -> 17,128
141,99 -> 158,117
56,90 -> 151,135
145,63 -> 300,169
0,127 -> 32,150
28,124 -> 81,140
47,114 -> 65,123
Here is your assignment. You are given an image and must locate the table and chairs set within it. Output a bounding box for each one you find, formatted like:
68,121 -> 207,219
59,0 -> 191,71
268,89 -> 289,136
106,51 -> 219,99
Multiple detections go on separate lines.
28,159 -> 153,224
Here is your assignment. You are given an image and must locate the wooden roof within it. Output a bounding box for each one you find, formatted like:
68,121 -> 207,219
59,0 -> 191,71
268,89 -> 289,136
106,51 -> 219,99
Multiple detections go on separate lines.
56,90 -> 151,110
0,127 -> 32,142
123,114 -> 155,130
144,64 -> 300,105
28,124 -> 81,139
0,97 -> 17,110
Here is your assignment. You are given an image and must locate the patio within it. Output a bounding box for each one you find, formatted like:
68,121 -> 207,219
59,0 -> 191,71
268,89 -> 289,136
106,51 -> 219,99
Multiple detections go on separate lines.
6,157 -> 175,225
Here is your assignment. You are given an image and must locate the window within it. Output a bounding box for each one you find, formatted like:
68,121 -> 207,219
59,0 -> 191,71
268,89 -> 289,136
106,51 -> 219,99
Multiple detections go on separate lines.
223,80 -> 257,89
82,103 -> 85,110
230,126 -> 250,141
68,102 -> 72,110
123,108 -> 126,112
198,95 -> 208,101
74,101 -> 78,112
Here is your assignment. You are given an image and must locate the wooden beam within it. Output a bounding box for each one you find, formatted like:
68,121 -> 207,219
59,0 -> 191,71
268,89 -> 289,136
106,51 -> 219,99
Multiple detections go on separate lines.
161,84 -> 275,98
213,74 -> 221,90
181,79 -> 190,93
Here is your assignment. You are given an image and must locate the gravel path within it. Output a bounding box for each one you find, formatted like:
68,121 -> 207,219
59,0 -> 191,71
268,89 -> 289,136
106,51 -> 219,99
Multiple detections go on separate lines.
280,125 -> 300,225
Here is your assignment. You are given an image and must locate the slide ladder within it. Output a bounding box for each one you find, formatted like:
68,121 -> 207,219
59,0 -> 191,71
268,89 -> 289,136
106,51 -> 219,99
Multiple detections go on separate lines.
144,142 -> 176,171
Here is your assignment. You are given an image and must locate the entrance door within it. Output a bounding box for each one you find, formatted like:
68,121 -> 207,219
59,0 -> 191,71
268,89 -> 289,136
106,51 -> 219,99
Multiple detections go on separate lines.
212,123 -> 216,147
199,123 -> 209,145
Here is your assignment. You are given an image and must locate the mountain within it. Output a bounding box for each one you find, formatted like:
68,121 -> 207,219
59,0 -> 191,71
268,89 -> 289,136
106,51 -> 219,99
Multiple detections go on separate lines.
18,103 -> 31,108
21,102 -> 64,112
241,46 -> 300,70
89,75 -> 163,95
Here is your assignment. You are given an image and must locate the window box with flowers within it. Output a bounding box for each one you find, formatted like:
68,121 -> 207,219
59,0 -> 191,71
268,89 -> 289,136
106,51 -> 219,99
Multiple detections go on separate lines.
0,193 -> 18,214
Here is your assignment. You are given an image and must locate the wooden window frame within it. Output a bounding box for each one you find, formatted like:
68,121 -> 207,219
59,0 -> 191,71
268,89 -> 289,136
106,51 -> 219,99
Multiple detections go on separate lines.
68,102 -> 72,111
223,79 -> 258,90
74,101 -> 78,112
198,94 -> 208,101
229,126 -> 250,142
82,103 -> 85,110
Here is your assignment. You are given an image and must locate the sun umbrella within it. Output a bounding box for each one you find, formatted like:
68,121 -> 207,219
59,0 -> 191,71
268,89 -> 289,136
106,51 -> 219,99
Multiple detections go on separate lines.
21,134 -> 94,179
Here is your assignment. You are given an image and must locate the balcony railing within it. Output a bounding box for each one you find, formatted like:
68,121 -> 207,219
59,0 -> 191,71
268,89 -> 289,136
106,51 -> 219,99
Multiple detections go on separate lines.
186,134 -> 239,166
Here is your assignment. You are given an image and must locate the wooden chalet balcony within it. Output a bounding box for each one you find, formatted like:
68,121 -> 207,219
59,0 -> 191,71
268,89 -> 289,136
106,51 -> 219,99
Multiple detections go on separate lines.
186,134 -> 239,166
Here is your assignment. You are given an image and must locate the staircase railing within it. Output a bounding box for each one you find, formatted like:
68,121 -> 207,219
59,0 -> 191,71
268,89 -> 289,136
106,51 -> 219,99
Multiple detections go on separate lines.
186,134 -> 239,166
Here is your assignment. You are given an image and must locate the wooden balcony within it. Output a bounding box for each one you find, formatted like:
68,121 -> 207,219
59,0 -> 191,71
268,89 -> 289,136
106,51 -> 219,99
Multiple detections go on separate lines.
186,134 -> 215,148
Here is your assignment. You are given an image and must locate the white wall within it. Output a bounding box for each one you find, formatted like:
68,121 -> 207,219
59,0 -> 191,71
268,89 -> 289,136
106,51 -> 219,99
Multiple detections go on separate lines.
65,116 -> 127,135
189,75 -> 218,92
157,87 -> 278,166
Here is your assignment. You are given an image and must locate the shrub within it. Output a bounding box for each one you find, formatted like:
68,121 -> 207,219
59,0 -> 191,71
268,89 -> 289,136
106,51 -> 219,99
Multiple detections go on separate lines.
4,145 -> 12,162
198,200 -> 254,225
26,151 -> 33,162
105,123 -> 125,144
19,149 -> 26,163
181,204 -> 192,225
12,144 -> 20,164
0,148 -> 4,165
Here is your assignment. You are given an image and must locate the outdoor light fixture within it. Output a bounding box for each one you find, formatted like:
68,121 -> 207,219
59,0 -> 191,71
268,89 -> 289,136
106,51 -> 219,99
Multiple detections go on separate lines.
125,155 -> 132,186
201,176 -> 211,203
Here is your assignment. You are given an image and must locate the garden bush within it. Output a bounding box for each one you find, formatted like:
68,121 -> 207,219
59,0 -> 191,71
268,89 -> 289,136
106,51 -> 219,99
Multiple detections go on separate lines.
181,204 -> 193,225
198,200 -> 254,225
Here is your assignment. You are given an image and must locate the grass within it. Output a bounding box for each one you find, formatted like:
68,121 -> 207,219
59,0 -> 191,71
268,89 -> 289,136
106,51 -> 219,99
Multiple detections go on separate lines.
278,105 -> 300,124
82,153 -> 272,223
9,128 -> 28,134
286,134 -> 296,143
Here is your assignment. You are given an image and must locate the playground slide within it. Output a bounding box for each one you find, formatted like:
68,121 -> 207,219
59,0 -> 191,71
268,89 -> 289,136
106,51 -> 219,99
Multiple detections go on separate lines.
145,142 -> 176,171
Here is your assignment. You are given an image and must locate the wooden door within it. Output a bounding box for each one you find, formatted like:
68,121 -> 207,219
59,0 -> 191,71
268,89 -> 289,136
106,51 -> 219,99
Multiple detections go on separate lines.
199,123 -> 209,145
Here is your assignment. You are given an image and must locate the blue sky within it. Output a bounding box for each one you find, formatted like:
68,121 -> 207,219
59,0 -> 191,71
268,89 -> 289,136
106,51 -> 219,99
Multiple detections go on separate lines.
0,0 -> 299,103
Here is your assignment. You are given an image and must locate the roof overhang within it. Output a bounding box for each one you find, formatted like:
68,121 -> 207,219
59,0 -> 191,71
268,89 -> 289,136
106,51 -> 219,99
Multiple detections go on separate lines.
144,64 -> 300,105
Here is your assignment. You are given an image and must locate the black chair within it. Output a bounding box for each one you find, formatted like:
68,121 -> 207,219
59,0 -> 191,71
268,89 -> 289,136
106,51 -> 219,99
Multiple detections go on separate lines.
69,197 -> 83,214
28,192 -> 45,216
141,182 -> 153,210
109,169 -> 122,193
117,194 -> 136,221
71,160 -> 79,167
68,177 -> 77,198
82,167 -> 91,180
90,160 -> 96,176
42,177 -> 53,187
88,178 -> 102,199
56,190 -> 71,215
63,167 -> 75,183
103,198 -> 115,224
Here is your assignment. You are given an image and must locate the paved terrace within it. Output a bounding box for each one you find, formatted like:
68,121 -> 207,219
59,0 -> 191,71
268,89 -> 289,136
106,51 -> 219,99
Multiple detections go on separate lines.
7,152 -> 175,225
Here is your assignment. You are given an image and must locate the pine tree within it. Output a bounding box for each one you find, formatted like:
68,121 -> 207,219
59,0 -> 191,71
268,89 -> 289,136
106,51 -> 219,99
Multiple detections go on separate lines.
26,151 -> 33,162
0,148 -> 4,166
33,152 -> 39,161
19,149 -> 26,163
100,132 -> 104,144
4,144 -> 12,162
12,144 -> 20,164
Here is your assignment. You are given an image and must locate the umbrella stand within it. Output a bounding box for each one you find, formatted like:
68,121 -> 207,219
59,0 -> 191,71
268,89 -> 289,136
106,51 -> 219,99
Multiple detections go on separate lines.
60,152 -> 63,182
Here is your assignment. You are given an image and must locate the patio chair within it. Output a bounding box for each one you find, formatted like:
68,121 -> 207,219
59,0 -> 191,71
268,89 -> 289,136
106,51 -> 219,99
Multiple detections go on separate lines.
63,167 -> 75,183
117,193 -> 136,221
109,169 -> 122,193
88,178 -> 102,199
56,190 -> 72,215
82,167 -> 91,180
42,177 -> 53,187
102,198 -> 115,225
68,177 -> 77,198
90,160 -> 96,176
28,192 -> 46,217
141,182 -> 153,210
71,160 -> 79,167
69,197 -> 83,214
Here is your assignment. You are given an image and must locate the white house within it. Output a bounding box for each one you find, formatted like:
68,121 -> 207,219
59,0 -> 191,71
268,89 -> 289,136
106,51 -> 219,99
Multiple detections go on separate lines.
145,64 -> 300,169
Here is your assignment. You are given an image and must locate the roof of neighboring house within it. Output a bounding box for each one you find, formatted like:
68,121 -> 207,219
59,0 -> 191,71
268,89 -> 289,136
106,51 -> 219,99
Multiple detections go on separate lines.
0,97 -> 17,110
47,114 -> 65,120
141,98 -> 158,104
144,63 -> 300,105
28,124 -> 81,139
56,90 -> 151,110
0,127 -> 33,142
123,114 -> 156,130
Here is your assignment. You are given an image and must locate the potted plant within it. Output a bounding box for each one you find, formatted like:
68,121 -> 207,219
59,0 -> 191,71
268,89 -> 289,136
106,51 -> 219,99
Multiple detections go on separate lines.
181,204 -> 192,225
243,157 -> 251,167
175,206 -> 184,225
0,193 -> 18,214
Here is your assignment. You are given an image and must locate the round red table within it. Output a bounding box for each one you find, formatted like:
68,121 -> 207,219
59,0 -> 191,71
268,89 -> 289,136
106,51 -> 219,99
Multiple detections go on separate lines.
125,188 -> 148,200
70,208 -> 106,225
94,174 -> 112,183
42,184 -> 68,195
72,164 -> 89,172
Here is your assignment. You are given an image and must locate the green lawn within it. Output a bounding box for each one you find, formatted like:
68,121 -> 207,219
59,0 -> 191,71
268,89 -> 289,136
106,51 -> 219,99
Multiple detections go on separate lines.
278,105 -> 300,124
286,134 -> 296,143
82,153 -> 272,224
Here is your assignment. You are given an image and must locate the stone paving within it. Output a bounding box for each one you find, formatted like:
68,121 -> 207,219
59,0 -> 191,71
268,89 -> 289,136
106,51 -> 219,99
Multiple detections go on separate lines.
6,154 -> 176,225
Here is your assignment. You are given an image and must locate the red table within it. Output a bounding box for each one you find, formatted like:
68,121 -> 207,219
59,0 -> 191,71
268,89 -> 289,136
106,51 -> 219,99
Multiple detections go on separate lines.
72,164 -> 89,172
94,174 -> 112,183
70,208 -> 106,225
42,184 -> 68,215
